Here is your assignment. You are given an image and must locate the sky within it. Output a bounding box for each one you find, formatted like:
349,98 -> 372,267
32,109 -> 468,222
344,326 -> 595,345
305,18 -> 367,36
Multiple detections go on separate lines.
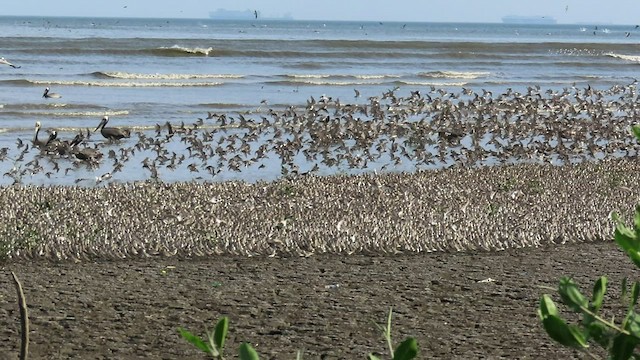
3,0 -> 640,25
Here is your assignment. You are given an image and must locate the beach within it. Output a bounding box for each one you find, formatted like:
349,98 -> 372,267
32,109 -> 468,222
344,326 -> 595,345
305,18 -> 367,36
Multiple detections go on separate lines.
0,159 -> 639,358
1,16 -> 640,359
0,240 -> 632,359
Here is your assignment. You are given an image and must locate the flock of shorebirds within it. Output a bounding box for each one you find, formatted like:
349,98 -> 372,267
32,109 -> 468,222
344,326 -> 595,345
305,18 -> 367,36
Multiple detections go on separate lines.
17,85 -> 640,184
3,157 -> 639,259
2,55 -> 640,186
2,56 -> 640,258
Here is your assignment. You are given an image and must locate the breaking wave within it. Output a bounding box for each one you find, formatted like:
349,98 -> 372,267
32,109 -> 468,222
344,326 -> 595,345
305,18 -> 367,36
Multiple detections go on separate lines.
92,71 -> 244,80
20,80 -> 225,87
605,53 -> 640,63
418,71 -> 490,79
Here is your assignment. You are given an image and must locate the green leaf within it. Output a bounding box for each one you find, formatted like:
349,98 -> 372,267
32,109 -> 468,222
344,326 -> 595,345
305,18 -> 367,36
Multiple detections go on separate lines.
558,277 -> 588,312
214,316 -> 229,352
616,222 -> 638,242
393,338 -> 418,360
541,315 -> 589,349
178,328 -> 210,354
635,205 -> 640,240
539,294 -> 559,319
632,125 -> 640,142
612,333 -> 639,360
368,355 -> 382,360
591,276 -> 607,313
624,311 -> 640,337
239,343 -> 260,360
586,321 -> 612,348
616,226 -> 640,268
632,282 -> 640,307
613,210 -> 640,269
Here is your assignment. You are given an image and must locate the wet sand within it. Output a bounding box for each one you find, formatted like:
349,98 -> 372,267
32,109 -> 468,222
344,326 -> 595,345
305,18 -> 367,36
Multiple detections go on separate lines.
0,241 -> 631,359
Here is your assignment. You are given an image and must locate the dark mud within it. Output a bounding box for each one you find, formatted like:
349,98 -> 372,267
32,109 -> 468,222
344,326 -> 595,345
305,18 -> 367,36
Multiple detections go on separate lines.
0,241 -> 633,359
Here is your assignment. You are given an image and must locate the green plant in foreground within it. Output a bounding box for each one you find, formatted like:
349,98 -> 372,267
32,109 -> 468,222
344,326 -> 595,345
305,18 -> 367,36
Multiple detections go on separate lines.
178,316 -> 259,360
180,308 -> 418,359
539,206 -> 640,358
368,307 -> 419,360
538,125 -> 640,359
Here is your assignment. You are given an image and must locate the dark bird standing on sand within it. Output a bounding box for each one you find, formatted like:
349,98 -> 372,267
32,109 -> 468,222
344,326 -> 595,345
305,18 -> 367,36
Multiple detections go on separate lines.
94,116 -> 130,140
72,145 -> 103,162
43,87 -> 62,99
32,121 -> 57,149
47,131 -> 84,155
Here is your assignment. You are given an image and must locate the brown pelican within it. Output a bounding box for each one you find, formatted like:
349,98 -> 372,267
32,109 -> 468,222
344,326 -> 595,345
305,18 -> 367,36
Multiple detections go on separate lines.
94,116 -> 130,140
32,121 -> 57,149
43,87 -> 62,99
69,133 -> 102,161
0,57 -> 20,69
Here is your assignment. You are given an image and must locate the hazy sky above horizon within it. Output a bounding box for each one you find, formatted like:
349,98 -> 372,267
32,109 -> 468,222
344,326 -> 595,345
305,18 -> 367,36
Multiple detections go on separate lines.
4,0 -> 640,25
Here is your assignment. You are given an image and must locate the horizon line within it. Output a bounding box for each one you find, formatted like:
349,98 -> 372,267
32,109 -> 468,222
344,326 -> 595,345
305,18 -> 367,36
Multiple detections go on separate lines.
0,14 -> 634,27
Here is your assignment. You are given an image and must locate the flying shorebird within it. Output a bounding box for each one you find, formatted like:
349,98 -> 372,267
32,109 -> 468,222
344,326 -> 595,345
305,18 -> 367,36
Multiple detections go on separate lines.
0,57 -> 20,69
94,116 -> 131,140
43,87 -> 62,99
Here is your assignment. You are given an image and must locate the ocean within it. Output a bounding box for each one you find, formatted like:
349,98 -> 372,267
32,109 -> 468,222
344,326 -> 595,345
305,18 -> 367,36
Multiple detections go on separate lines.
0,16 -> 639,185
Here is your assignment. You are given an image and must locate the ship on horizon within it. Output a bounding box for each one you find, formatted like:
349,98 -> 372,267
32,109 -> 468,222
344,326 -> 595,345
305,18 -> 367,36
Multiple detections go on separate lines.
502,15 -> 557,25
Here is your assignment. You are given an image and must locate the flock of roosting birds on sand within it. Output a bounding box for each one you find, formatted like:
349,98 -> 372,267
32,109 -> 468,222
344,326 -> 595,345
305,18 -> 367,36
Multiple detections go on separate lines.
2,54 -> 640,188
2,57 -> 640,258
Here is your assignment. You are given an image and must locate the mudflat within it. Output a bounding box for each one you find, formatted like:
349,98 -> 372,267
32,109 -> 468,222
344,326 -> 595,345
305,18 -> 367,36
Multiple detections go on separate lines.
0,241 -> 632,359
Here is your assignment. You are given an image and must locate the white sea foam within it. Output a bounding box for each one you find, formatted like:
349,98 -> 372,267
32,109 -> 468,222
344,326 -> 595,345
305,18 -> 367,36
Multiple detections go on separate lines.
287,74 -> 400,80
287,74 -> 332,78
606,53 -> 640,63
354,74 -> 401,79
98,71 -> 243,80
279,80 -> 385,86
401,81 -> 468,87
161,45 -> 214,56
28,80 -> 224,87
418,71 -> 490,79
18,110 -> 130,117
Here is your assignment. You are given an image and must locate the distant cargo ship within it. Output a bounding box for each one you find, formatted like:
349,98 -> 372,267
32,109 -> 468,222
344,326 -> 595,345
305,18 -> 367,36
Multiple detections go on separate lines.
209,9 -> 293,20
502,15 -> 557,24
